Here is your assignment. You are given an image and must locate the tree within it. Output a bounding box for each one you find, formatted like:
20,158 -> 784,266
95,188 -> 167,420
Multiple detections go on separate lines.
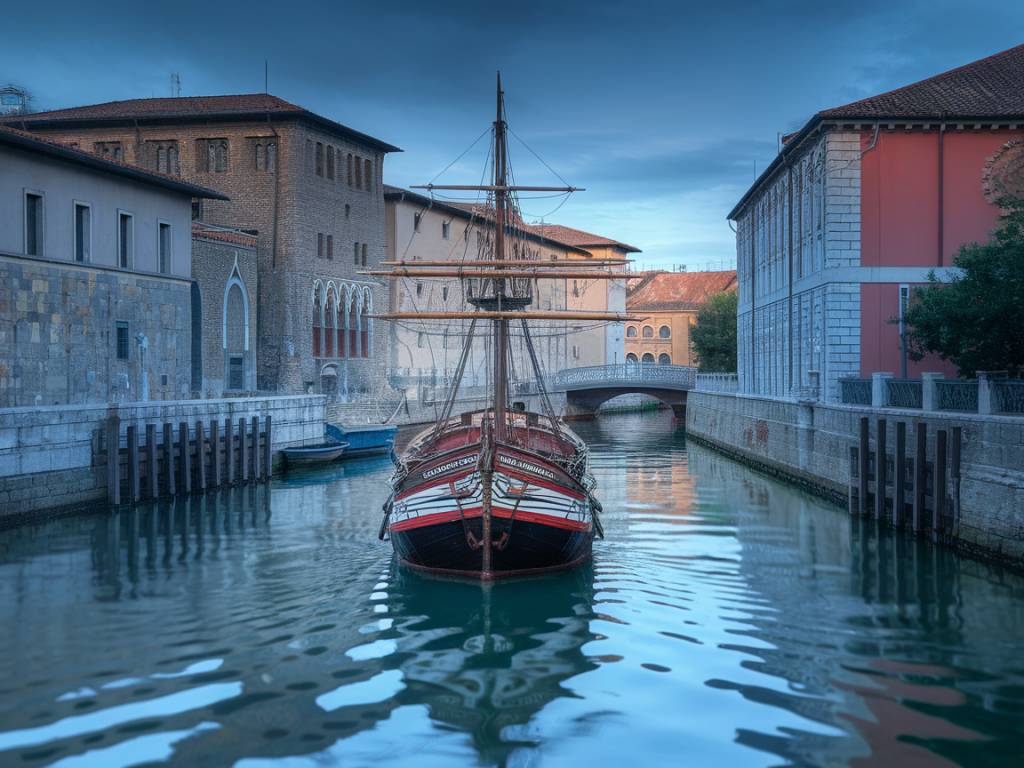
691,290 -> 738,372
904,197 -> 1024,377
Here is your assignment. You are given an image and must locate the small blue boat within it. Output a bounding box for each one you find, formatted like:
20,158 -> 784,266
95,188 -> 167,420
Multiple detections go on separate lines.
282,441 -> 348,466
326,423 -> 397,458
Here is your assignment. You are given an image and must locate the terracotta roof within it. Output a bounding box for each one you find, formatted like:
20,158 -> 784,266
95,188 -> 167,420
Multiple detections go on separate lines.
819,43 -> 1024,120
0,124 -> 228,200
729,44 -> 1024,220
192,222 -> 257,248
2,93 -> 401,153
626,270 -> 737,312
527,223 -> 640,253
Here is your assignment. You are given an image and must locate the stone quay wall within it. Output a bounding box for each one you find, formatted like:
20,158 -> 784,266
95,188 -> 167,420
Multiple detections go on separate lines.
0,395 -> 325,523
686,390 -> 1024,565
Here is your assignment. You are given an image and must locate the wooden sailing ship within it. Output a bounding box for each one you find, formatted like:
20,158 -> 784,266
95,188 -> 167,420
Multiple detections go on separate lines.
372,75 -> 634,579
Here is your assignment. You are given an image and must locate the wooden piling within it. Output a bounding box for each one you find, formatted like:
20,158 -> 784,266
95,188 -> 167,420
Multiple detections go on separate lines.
875,418 -> 887,520
950,426 -> 962,528
179,422 -> 191,494
146,423 -> 158,499
935,429 -> 948,534
225,418 -> 235,485
263,416 -> 272,480
239,418 -> 249,483
196,420 -> 207,491
894,421 -> 906,527
107,414 -> 121,505
164,422 -> 175,496
251,416 -> 260,481
858,417 -> 869,516
211,419 -> 222,488
127,424 -> 140,503
913,422 -> 927,532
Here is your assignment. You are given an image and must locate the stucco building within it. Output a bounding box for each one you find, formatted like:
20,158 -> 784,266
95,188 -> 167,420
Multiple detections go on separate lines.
0,126 -> 225,406
625,270 -> 737,366
729,43 -> 1024,402
3,94 -> 400,399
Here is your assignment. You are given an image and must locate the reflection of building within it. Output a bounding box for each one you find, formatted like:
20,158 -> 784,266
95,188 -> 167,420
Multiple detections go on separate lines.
2,94 -> 400,398
530,224 -> 637,366
191,223 -> 258,396
624,270 -> 736,366
0,126 -> 224,405
728,44 -> 1024,401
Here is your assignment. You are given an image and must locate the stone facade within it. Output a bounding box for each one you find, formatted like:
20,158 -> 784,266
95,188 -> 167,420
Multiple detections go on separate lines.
191,225 -> 259,397
10,95 -> 398,399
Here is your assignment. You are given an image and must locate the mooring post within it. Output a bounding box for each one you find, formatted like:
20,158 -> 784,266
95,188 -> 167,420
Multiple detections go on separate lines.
935,429 -> 948,536
239,418 -> 249,483
211,419 -> 222,488
894,421 -> 906,527
225,418 -> 235,485
950,426 -> 962,529
858,417 -> 869,516
107,414 -> 121,506
875,418 -> 887,520
164,422 -> 175,496
251,416 -> 260,481
127,424 -> 140,503
179,422 -> 191,495
263,416 -> 272,480
146,423 -> 158,499
913,422 -> 927,532
196,420 -> 207,492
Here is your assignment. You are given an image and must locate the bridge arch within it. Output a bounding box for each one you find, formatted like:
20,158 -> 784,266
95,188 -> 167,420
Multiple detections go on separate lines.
553,363 -> 697,421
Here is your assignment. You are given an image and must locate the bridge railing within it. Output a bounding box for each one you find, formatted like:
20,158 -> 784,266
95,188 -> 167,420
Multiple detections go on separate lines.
553,363 -> 697,391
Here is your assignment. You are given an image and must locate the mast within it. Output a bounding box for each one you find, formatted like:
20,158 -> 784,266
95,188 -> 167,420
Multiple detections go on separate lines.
492,72 -> 509,442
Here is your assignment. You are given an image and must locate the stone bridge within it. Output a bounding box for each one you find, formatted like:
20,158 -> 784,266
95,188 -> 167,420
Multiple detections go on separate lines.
551,363 -> 697,419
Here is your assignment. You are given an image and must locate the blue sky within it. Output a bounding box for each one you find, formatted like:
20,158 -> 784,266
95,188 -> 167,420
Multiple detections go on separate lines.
4,0 -> 1023,269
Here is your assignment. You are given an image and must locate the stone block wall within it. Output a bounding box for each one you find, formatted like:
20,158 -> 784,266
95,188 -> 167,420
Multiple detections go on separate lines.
0,395 -> 325,521
0,254 -> 191,407
686,390 -> 1024,565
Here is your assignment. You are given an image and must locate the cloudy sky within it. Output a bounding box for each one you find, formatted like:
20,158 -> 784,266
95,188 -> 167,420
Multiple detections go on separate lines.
5,1 -> 1022,268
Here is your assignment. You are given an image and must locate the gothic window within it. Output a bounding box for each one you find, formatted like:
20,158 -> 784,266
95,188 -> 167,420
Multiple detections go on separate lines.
199,139 -> 228,172
354,156 -> 363,189
361,294 -> 370,357
336,297 -> 345,358
348,299 -> 358,357
225,282 -> 247,389
324,293 -> 335,357
364,158 -> 372,191
95,141 -> 123,161
312,290 -> 322,357
315,142 -> 324,176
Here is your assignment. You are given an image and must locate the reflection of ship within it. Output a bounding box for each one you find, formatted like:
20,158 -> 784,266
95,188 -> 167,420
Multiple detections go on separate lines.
387,564 -> 597,762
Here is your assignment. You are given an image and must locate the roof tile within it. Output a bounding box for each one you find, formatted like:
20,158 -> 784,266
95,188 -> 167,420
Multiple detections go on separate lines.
626,270 -> 737,311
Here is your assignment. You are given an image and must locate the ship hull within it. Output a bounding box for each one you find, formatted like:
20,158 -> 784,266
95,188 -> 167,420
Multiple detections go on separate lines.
388,440 -> 594,579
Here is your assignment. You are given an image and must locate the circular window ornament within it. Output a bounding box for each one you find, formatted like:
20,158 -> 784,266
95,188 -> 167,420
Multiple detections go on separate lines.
982,139 -> 1024,204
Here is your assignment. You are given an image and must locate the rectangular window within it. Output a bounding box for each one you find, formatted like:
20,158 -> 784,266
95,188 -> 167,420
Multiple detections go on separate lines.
25,192 -> 43,256
74,203 -> 90,262
158,222 -> 171,274
326,145 -> 335,179
361,243 -> 368,267
317,233 -> 324,258
118,212 -> 133,269
365,158 -> 372,191
228,355 -> 244,390
326,234 -> 333,260
197,139 -> 228,172
315,142 -> 324,176
116,321 -> 130,360
354,155 -> 362,189
354,242 -> 360,265
442,220 -> 450,239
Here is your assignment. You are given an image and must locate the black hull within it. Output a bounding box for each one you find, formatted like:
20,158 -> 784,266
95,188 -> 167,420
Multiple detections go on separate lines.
391,516 -> 593,579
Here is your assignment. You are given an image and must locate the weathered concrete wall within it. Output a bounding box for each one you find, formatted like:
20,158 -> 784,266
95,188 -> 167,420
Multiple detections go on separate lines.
0,395 -> 325,521
686,390 -> 1024,564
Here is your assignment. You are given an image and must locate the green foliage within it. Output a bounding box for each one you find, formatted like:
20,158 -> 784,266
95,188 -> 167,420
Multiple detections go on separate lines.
691,290 -> 738,372
904,197 -> 1024,377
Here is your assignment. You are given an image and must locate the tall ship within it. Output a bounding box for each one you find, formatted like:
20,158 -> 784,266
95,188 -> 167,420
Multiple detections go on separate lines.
372,76 -> 633,579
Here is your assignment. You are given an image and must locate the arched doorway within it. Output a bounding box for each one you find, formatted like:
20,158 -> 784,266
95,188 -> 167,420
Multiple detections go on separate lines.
658,353 -> 671,365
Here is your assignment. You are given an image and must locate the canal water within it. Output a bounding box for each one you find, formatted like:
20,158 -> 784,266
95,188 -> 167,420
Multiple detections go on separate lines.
1,411 -> 1022,767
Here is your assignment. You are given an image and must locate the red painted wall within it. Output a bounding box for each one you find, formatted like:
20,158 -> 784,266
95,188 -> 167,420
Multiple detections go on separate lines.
859,128 -> 1021,376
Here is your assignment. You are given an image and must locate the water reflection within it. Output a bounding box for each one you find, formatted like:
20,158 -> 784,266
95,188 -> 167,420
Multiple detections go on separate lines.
0,412 -> 1022,767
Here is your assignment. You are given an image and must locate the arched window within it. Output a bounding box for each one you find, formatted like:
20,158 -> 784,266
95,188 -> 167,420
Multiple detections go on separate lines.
347,153 -> 353,186
626,353 -> 638,363
324,292 -> 335,357
225,282 -> 247,389
658,353 -> 671,365
361,291 -> 371,357
355,156 -> 363,189
312,290 -> 322,357
642,326 -> 654,338
364,158 -> 372,190
659,325 -> 671,339
336,296 -> 345,358
348,297 -> 358,357
642,353 -> 655,364
361,243 -> 368,266
626,325 -> 638,338
168,145 -> 179,175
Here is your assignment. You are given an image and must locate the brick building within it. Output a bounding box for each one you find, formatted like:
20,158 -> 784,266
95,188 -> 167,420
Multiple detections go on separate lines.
0,126 -> 225,406
625,270 -> 737,366
3,94 -> 400,399
729,44 -> 1024,402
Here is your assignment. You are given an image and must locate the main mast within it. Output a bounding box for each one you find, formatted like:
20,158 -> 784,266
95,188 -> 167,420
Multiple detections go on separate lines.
492,73 -> 509,442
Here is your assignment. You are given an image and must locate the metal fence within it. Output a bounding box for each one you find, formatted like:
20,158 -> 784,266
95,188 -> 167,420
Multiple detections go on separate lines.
936,379 -> 979,412
992,380 -> 1024,414
840,378 -> 872,406
553,363 -> 697,391
886,379 -> 923,409
695,373 -> 739,393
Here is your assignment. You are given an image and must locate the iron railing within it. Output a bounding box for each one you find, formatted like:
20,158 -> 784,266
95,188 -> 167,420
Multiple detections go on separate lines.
839,378 -> 872,406
936,379 -> 979,412
886,379 -> 923,409
991,380 -> 1024,414
695,373 -> 739,393
552,363 -> 697,391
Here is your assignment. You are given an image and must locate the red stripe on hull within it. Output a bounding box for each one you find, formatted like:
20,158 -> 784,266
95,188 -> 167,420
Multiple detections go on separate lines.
390,505 -> 590,533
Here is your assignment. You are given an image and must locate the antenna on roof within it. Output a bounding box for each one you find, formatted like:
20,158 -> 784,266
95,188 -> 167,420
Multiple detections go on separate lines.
170,73 -> 181,98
